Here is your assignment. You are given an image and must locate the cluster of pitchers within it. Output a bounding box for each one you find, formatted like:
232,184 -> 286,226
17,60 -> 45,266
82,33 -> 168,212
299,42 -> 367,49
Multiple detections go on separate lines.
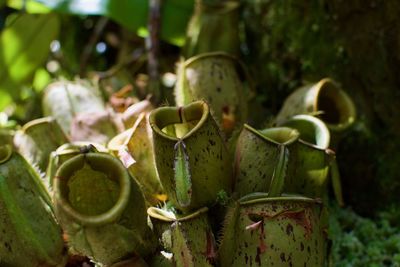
0,0 -> 358,265
0,50 -> 356,267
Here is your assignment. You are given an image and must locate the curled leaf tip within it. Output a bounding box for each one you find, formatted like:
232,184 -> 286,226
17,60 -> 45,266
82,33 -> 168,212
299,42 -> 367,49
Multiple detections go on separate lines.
118,147 -> 136,168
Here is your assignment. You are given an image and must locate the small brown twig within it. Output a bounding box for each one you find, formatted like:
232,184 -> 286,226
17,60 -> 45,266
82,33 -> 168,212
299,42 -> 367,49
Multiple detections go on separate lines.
79,17 -> 109,77
94,48 -> 146,80
146,0 -> 162,104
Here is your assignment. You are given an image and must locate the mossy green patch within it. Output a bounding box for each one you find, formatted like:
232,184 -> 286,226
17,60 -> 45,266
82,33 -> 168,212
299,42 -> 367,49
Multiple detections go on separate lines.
329,203 -> 400,266
68,163 -> 119,216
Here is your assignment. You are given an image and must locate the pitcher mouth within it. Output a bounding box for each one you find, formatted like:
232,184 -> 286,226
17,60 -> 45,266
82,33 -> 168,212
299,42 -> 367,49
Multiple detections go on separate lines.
280,115 -> 330,150
245,124 -> 299,146
56,142 -> 108,155
54,153 -> 131,226
149,101 -> 210,141
183,52 -> 239,68
21,117 -> 56,133
239,192 -> 320,206
313,78 -> 356,132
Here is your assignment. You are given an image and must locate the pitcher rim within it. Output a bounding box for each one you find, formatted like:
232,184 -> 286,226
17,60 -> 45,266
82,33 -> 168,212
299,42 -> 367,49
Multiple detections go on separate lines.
149,101 -> 210,142
53,153 -> 131,226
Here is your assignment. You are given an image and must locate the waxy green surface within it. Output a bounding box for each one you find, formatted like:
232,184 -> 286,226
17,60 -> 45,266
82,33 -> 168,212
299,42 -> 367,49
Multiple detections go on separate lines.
150,101 -> 233,212
0,146 -> 67,266
148,207 -> 216,267
53,152 -> 156,265
175,53 -> 249,137
219,194 -> 326,267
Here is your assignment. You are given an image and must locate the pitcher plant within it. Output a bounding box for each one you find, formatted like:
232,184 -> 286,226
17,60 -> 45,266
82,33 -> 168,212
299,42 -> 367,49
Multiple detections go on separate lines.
42,80 -> 119,144
42,80 -> 106,137
148,206 -> 217,266
235,121 -> 336,201
150,101 -> 232,212
46,142 -> 108,191
279,115 -> 344,205
0,145 -> 67,266
174,52 -> 250,137
276,78 -> 356,143
53,152 -> 156,265
184,0 -> 240,58
218,192 -> 326,267
13,117 -> 68,175
234,126 -> 299,197
108,112 -> 164,206
220,158 -> 326,267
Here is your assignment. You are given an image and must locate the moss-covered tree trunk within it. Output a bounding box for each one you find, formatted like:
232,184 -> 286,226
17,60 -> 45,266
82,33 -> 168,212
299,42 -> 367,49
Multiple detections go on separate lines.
243,0 -> 400,215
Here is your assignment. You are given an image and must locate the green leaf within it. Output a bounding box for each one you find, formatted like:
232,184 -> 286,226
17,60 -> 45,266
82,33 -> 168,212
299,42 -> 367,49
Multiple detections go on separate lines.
9,0 -> 194,46
32,68 -> 52,92
0,13 -> 59,104
174,140 -> 192,207
7,0 -> 50,13
268,145 -> 289,197
0,90 -> 12,111
330,159 -> 344,206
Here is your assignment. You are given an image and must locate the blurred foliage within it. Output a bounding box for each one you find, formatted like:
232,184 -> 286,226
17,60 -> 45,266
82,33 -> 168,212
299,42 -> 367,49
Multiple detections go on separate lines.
1,0 -> 192,121
6,0 -> 194,46
0,13 -> 59,111
243,0 -> 348,113
330,203 -> 400,267
7,0 -> 50,12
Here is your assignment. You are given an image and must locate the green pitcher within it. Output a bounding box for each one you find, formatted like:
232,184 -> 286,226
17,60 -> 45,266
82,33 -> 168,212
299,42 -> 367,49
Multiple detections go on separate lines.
108,112 -> 164,206
42,80 -> 119,144
148,206 -> 217,267
174,52 -> 249,137
234,125 -> 299,197
14,117 -> 68,175
0,145 -> 67,266
218,192 -> 326,267
276,78 -> 356,142
42,80 -> 106,136
53,152 -> 156,265
150,101 -> 232,212
184,0 -> 240,58
279,115 -> 343,205
235,121 -> 334,200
